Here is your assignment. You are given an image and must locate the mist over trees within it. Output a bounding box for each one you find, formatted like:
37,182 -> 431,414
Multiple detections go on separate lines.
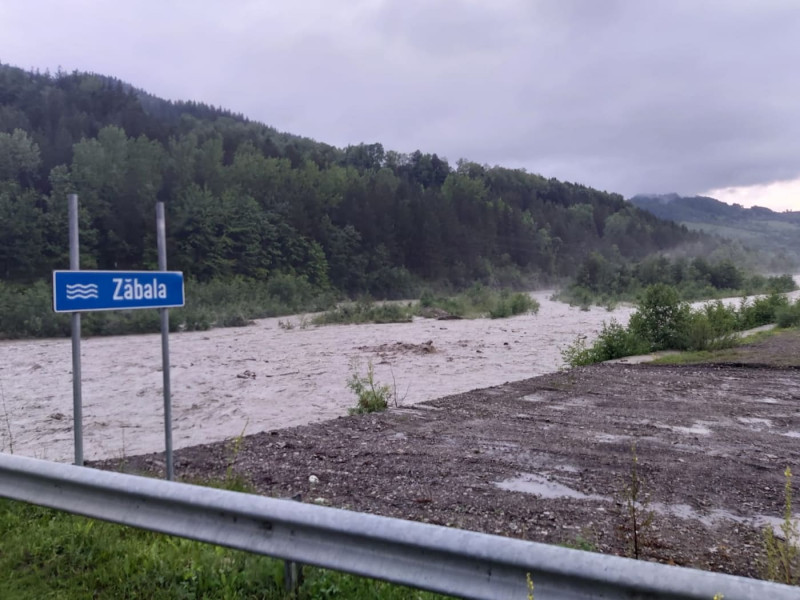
1,62 -> 707,297
630,193 -> 800,270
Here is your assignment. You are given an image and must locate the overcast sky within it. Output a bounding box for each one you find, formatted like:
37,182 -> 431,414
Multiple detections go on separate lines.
2,0 -> 799,211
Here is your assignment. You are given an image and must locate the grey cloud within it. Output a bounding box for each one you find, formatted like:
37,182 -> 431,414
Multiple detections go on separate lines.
2,0 -> 800,200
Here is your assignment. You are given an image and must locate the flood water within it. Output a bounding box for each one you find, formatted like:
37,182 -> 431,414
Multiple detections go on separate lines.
1,281 -> 798,462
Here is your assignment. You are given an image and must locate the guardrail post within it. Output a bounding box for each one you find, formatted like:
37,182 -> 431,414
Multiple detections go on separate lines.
284,493 -> 304,596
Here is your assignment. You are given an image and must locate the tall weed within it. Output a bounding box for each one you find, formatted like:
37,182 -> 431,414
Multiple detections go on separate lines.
763,467 -> 799,585
347,362 -> 391,415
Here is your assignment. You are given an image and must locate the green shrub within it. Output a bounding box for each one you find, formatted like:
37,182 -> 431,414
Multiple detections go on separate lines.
561,336 -> 600,367
347,362 -> 391,415
681,311 -> 738,352
178,306 -> 213,331
417,286 -> 540,320
739,294 -> 790,330
489,291 -> 540,319
629,284 -> 691,351
561,319 -> 650,368
560,285 -> 594,308
703,300 -> 739,335
745,274 -> 768,295
464,282 -> 494,313
511,292 -> 540,315
680,301 -> 739,352
592,320 -> 651,360
776,301 -> 800,329
313,299 -> 413,325
419,289 -> 435,308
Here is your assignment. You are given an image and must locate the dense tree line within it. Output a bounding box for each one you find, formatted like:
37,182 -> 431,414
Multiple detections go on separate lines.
1,63 -> 705,297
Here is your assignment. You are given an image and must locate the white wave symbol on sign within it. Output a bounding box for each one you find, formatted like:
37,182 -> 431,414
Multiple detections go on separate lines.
65,283 -> 99,300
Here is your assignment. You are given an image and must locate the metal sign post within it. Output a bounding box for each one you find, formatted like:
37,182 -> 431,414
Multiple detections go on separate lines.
156,202 -> 174,481
55,197 -> 183,480
68,194 -> 83,466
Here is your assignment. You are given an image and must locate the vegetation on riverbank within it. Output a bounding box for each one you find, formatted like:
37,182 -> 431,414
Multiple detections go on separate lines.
0,275 -> 339,339
558,253 -> 796,309
0,277 -> 540,338
313,285 -> 540,326
562,283 -> 800,367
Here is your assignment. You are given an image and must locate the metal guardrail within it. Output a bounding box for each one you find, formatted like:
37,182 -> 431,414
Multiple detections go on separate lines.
0,453 -> 795,600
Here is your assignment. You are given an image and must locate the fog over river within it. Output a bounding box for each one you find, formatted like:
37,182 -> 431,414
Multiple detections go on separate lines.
1,284 -> 798,462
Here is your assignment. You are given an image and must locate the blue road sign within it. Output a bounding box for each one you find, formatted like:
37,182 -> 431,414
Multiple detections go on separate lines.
53,270 -> 185,313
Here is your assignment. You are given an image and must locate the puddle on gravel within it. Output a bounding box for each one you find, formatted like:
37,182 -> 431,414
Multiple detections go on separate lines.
495,473 -> 608,501
497,475 -> 800,536
752,397 -> 780,404
595,433 -> 630,443
522,394 -> 547,402
651,503 -> 798,536
737,417 -> 772,427
669,421 -> 712,436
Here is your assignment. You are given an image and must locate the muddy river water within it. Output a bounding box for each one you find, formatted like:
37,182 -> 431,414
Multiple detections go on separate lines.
1,284 -> 797,462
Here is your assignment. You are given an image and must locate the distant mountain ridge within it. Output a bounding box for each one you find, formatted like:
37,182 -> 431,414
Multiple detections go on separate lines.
629,193 -> 799,223
629,193 -> 800,268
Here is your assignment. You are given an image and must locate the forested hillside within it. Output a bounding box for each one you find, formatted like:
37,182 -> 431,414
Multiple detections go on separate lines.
1,62 -> 704,298
630,194 -> 800,270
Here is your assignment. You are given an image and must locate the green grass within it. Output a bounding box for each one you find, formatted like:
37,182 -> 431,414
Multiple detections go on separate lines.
648,327 -> 788,365
559,535 -> 597,552
0,497 -> 452,599
649,350 -> 724,365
